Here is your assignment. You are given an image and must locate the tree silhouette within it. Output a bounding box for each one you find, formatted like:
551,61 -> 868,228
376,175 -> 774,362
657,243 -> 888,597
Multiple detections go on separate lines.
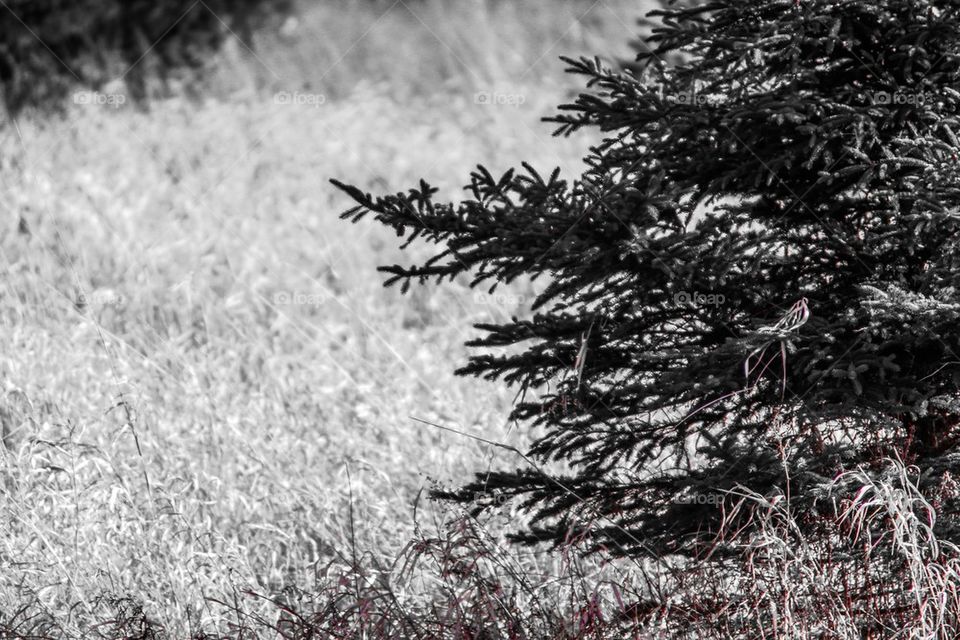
334,0 -> 960,628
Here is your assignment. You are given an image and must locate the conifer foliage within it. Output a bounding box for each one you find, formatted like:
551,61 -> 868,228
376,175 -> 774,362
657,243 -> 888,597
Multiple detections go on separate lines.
334,0 -> 960,620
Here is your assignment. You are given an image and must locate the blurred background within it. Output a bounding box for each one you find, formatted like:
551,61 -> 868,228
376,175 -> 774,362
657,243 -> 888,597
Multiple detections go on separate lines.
0,1 -> 653,635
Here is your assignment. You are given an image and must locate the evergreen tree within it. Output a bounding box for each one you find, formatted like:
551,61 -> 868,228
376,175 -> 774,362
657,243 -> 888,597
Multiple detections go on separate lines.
334,0 -> 960,626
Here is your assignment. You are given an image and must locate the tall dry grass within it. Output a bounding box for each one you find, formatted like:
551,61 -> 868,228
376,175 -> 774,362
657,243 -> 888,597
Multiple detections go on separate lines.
208,0 -> 641,102
0,1 -> 646,637
4,0 -> 959,637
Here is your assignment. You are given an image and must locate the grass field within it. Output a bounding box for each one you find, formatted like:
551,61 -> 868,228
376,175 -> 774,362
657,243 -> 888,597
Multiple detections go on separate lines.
0,1 -> 650,636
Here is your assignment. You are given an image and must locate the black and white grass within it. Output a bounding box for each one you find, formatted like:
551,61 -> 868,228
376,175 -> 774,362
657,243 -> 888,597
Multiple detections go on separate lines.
4,1 -> 960,638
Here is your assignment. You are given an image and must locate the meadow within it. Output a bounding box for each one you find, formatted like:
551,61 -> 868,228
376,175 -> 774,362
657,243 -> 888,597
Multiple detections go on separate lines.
0,1 -> 650,636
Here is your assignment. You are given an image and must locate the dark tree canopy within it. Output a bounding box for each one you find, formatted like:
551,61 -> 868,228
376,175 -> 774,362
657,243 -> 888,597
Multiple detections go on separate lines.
335,0 -> 960,586
0,0 -> 289,113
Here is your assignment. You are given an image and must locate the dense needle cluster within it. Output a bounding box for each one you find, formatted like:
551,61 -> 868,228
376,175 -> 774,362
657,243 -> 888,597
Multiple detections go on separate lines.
335,0 -> 960,575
